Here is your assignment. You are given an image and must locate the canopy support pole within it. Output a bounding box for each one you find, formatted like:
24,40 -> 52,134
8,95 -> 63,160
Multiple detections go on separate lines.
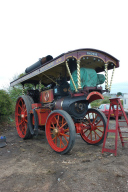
109,66 -> 115,92
39,80 -> 41,92
22,85 -> 24,95
66,60 -> 78,92
77,60 -> 82,89
105,63 -> 108,90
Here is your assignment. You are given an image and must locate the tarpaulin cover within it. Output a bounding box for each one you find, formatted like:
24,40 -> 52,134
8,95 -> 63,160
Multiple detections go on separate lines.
70,68 -> 105,91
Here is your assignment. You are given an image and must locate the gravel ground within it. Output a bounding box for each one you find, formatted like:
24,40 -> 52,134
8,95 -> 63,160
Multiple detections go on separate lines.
0,119 -> 128,192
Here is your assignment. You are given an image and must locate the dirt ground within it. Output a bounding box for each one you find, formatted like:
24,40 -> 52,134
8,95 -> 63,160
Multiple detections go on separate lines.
0,120 -> 128,192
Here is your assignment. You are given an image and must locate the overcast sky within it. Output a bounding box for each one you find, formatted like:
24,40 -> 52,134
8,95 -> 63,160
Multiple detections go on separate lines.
0,0 -> 128,93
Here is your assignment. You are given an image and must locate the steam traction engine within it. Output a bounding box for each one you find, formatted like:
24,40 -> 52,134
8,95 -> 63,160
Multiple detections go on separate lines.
10,49 -> 119,154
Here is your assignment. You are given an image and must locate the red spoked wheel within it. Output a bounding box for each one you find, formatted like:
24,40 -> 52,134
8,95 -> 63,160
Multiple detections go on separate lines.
80,108 -> 107,145
15,95 -> 34,139
46,110 -> 76,154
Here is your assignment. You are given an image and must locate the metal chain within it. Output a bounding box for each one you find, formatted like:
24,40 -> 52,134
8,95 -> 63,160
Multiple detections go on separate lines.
77,60 -> 82,89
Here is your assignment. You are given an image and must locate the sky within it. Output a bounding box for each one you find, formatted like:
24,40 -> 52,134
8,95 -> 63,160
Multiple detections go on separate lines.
0,0 -> 128,93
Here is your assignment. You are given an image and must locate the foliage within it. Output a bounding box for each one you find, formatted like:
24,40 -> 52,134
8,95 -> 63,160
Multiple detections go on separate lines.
120,99 -> 123,106
0,90 -> 13,116
101,96 -> 110,104
8,73 -> 45,103
117,92 -> 122,97
8,84 -> 34,102
90,96 -> 110,108
90,99 -> 101,108
8,73 -> 34,102
8,85 -> 23,102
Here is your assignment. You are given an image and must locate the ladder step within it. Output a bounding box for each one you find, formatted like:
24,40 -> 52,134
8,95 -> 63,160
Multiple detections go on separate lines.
120,136 -> 128,138
102,148 -> 117,155
107,130 -> 116,133
119,126 -> 128,128
119,131 -> 128,133
102,98 -> 128,156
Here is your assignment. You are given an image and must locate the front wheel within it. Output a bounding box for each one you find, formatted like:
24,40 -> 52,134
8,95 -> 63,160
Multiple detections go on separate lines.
80,108 -> 107,145
45,110 -> 76,154
15,95 -> 34,139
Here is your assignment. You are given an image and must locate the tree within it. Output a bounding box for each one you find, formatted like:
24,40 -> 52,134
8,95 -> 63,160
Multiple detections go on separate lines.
8,74 -> 34,102
117,92 -> 122,97
8,85 -> 23,102
0,90 -> 13,116
90,99 -> 101,108
8,73 -> 45,103
101,96 -> 110,104
90,96 -> 110,108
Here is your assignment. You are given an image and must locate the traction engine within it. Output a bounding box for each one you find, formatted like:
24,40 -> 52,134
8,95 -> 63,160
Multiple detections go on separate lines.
11,49 -> 119,154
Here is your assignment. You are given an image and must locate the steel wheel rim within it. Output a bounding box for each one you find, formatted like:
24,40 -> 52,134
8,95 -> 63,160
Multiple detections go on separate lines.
15,97 -> 28,138
81,110 -> 105,144
46,113 -> 70,152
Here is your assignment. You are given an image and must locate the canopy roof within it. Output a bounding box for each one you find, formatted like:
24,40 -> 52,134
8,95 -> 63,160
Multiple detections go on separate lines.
10,48 -> 119,87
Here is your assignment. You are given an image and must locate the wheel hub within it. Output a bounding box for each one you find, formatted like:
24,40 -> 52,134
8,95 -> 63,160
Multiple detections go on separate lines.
90,124 -> 96,131
21,113 -> 25,118
53,127 -> 59,136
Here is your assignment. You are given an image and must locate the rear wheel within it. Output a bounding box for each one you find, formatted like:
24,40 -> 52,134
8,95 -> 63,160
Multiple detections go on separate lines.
45,110 -> 76,154
15,95 -> 34,139
80,108 -> 107,145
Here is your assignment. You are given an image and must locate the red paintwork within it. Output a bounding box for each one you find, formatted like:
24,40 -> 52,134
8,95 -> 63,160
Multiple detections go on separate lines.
41,89 -> 54,103
75,123 -> 89,134
102,98 -> 128,156
36,108 -> 51,125
72,93 -> 84,97
45,112 -> 70,152
15,97 -> 27,138
31,103 -> 42,109
39,108 -> 51,125
86,91 -> 104,103
80,109 -> 105,144
75,123 -> 82,133
98,104 -> 122,118
30,108 -> 51,126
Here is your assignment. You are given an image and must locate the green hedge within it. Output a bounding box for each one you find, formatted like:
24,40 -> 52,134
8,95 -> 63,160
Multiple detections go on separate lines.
0,90 -> 13,116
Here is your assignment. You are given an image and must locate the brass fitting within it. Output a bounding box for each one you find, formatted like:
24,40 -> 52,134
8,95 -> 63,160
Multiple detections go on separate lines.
109,66 -> 115,92
66,60 -> 78,92
105,63 -> 108,90
77,60 -> 82,89
39,80 -> 41,92
22,85 -> 24,95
